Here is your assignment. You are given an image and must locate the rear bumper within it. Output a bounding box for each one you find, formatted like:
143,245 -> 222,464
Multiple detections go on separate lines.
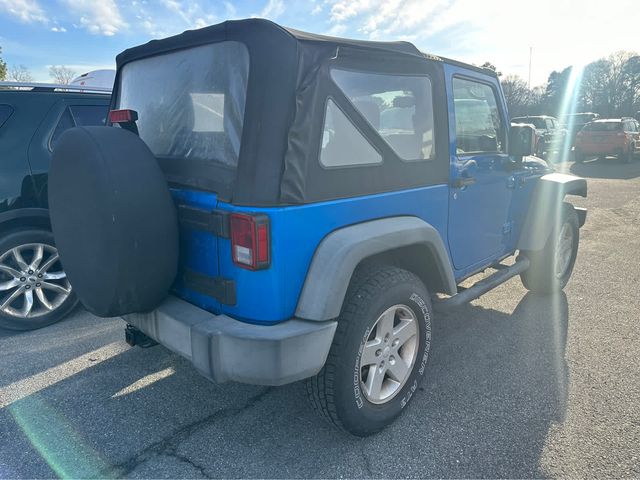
123,296 -> 337,386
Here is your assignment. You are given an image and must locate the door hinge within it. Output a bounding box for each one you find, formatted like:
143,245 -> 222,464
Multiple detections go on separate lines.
182,269 -> 236,305
177,205 -> 230,238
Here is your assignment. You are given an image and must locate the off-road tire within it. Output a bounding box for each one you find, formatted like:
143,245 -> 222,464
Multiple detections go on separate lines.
306,266 -> 432,436
520,203 -> 579,294
0,229 -> 79,331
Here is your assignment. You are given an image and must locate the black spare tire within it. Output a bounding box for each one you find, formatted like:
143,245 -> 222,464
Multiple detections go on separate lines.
48,126 -> 178,317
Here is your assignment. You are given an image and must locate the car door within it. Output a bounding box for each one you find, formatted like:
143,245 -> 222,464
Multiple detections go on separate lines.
446,70 -> 512,273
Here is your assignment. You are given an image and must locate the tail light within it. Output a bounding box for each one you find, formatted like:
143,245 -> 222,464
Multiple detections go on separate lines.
109,109 -> 138,124
109,109 -> 139,135
230,213 -> 270,270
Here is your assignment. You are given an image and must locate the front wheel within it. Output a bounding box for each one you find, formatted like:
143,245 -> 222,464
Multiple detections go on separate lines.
0,229 -> 78,330
306,266 -> 432,436
520,203 -> 579,294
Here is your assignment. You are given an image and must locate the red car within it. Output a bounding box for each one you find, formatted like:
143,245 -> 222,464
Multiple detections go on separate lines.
575,118 -> 640,163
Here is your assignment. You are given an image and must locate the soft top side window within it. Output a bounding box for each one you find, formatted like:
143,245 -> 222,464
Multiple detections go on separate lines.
330,69 -> 436,162
320,98 -> 382,168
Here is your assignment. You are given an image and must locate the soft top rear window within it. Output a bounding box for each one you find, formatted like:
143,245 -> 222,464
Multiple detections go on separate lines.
584,122 -> 622,132
117,41 -> 249,170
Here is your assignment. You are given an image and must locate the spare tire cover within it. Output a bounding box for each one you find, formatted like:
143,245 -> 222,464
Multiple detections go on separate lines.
49,126 -> 178,317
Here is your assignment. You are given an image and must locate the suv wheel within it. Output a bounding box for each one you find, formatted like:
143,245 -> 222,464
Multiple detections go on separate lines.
520,203 -> 579,294
306,266 -> 432,436
0,229 -> 78,331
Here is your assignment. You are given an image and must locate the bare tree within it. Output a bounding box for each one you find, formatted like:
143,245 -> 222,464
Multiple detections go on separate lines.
8,65 -> 33,82
501,75 -> 530,116
49,65 -> 76,85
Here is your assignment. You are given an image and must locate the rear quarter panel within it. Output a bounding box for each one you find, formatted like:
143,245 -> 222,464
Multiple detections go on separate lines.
217,185 -> 450,324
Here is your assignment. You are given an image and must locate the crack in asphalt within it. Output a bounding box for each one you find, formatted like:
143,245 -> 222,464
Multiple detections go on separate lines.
102,387 -> 273,478
360,442 -> 375,477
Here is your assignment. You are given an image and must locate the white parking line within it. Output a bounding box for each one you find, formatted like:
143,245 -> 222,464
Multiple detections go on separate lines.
0,341 -> 130,409
111,367 -> 175,398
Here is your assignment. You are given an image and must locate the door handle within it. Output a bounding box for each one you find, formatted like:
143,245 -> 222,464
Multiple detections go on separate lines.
453,176 -> 476,188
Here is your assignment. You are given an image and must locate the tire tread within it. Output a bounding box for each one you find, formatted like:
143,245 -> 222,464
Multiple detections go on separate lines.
306,265 -> 423,433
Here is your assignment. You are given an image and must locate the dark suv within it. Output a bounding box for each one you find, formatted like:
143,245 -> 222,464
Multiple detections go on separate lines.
511,115 -> 567,158
0,83 -> 110,330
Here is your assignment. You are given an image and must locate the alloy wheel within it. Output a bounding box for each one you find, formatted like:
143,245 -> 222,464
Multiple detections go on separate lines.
554,222 -> 574,279
0,243 -> 72,319
358,304 -> 419,404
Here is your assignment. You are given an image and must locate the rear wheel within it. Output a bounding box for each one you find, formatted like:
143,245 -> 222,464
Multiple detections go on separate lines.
306,266 -> 432,436
0,229 -> 78,330
520,203 -> 579,294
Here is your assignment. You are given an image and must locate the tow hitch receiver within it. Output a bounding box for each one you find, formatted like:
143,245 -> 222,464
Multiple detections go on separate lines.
125,324 -> 158,348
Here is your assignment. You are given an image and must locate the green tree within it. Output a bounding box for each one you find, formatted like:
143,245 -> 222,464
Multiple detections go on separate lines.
0,47 -> 7,81
480,61 -> 502,77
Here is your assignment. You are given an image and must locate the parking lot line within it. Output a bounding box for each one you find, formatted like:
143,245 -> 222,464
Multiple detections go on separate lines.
0,341 -> 129,409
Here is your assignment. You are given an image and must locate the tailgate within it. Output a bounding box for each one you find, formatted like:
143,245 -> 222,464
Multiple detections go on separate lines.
171,188 -> 223,314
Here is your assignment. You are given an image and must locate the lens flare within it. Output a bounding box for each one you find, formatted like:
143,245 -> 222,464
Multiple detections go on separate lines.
555,64 -> 585,163
9,396 -> 112,479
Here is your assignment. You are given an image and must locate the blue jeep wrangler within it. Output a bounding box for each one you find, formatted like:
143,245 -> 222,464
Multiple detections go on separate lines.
48,19 -> 586,436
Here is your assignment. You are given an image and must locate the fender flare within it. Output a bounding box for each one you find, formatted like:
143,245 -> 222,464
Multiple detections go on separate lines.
295,216 -> 456,321
518,172 -> 587,251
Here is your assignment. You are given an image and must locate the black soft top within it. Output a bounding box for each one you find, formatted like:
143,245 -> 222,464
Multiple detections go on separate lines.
112,19 -> 484,205
117,19 -> 425,67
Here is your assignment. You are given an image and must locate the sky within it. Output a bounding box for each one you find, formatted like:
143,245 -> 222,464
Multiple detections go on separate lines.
0,0 -> 638,86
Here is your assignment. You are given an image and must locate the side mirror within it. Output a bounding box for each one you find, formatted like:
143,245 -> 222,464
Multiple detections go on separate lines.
508,124 -> 535,161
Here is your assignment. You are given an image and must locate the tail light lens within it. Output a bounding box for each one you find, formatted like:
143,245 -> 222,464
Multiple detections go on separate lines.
230,213 -> 270,270
109,109 -> 138,124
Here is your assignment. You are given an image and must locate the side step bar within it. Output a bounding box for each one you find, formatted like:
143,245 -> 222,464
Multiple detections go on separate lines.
432,257 -> 530,311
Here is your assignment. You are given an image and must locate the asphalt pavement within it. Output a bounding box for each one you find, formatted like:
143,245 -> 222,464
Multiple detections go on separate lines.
1,157 -> 639,479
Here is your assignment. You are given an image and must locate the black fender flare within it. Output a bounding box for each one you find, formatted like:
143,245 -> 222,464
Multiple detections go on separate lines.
295,216 -> 456,321
518,172 -> 587,252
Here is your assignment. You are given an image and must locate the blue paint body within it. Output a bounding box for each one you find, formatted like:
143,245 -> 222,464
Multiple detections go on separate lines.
171,64 -> 546,326
173,185 -> 449,324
